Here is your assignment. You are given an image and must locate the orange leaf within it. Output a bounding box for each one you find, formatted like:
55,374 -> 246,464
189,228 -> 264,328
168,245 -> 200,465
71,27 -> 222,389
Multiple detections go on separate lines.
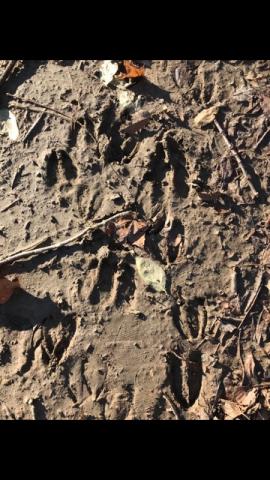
0,277 -> 20,304
117,60 -> 145,80
127,219 -> 147,249
107,216 -> 148,249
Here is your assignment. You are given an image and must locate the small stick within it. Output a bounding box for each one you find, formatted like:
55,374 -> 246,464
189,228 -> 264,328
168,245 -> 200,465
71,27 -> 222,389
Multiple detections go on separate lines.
254,307 -> 264,344
162,392 -> 181,420
10,101 -> 72,122
231,267 -> 238,295
11,165 -> 25,189
214,119 -> 259,198
0,210 -> 132,266
0,60 -> 18,87
169,350 -> 182,361
0,198 -> 20,213
23,112 -> 45,143
7,93 -> 97,143
238,269 -> 264,330
8,235 -> 51,257
254,127 -> 270,150
237,330 -> 245,386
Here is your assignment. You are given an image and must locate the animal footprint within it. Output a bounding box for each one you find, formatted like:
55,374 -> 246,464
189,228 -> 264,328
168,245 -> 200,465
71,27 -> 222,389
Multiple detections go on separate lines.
40,314 -> 77,369
42,149 -> 78,187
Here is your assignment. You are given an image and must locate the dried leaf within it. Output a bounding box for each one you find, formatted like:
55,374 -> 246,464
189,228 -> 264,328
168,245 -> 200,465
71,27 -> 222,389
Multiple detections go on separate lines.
234,387 -> 258,409
260,95 -> 270,116
117,60 -> 145,80
193,105 -> 220,127
135,256 -> 166,293
121,116 -> 151,135
100,60 -> 119,86
0,277 -> 20,304
112,217 -> 131,242
261,247 -> 270,265
221,399 -> 244,420
243,352 -> 256,380
0,109 -> 19,141
261,388 -> 270,410
128,219 -> 147,248
106,216 -> 148,249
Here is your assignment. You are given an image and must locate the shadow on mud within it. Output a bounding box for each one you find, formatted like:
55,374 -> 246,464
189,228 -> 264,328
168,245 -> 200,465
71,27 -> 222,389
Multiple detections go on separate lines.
0,289 -> 67,331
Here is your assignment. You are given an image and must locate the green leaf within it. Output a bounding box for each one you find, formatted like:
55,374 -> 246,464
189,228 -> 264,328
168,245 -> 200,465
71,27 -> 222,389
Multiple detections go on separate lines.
135,256 -> 166,293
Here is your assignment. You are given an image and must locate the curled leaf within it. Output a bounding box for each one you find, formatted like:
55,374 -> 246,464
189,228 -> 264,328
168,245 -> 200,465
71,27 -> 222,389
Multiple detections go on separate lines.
117,60 -> 145,80
100,60 -> 119,86
0,277 -> 20,304
135,256 -> 166,293
0,109 -> 19,141
193,105 -> 220,127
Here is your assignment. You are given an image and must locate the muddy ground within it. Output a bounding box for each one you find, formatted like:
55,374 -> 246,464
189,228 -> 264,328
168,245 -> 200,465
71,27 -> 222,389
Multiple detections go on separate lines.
0,60 -> 269,420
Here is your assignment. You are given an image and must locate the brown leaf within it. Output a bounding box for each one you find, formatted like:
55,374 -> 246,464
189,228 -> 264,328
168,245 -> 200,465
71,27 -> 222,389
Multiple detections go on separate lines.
121,117 -> 150,135
127,219 -> 147,248
0,277 -> 20,304
234,387 -> 258,409
221,399 -> 244,420
117,60 -> 145,80
260,95 -> 270,116
107,215 -> 148,249
243,352 -> 256,380
113,217 -> 132,242
261,388 -> 270,410
193,105 -> 220,127
261,247 -> 270,265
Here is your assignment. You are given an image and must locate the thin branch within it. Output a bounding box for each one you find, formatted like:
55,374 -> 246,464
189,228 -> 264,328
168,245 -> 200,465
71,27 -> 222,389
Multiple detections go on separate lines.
0,198 -> 20,213
238,269 -> 264,330
214,119 -> 259,198
23,112 -> 45,143
0,60 -> 18,87
162,392 -> 181,420
255,126 -> 270,150
0,210 -> 132,267
7,93 -> 97,144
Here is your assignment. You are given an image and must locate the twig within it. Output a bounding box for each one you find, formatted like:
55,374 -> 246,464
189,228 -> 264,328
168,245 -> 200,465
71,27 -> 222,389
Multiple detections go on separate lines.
0,198 -> 20,213
255,127 -> 270,150
162,392 -> 181,420
254,307 -> 264,344
0,210 -> 132,267
23,112 -> 45,143
237,330 -> 245,386
214,119 -> 259,198
11,165 -> 25,189
231,267 -> 238,295
238,269 -> 264,330
169,350 -> 182,361
8,235 -> 51,257
0,60 -> 18,87
7,93 -> 97,144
